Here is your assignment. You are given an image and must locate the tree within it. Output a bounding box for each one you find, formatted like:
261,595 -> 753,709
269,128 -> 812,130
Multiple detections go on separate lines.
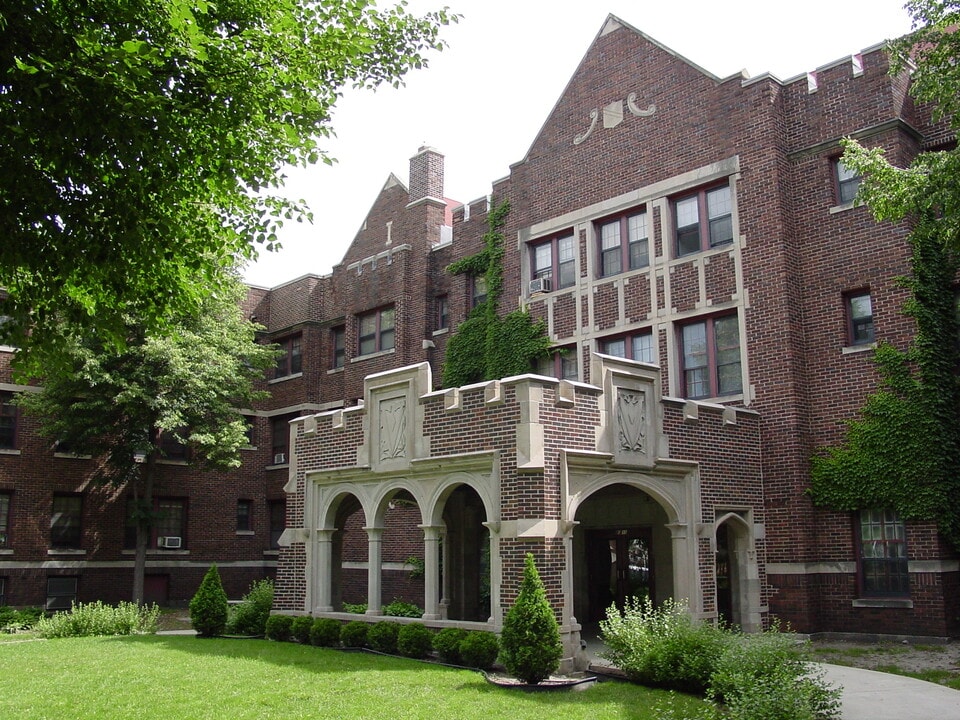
17,277 -> 277,602
443,201 -> 553,387
0,0 -> 455,359
190,564 -> 229,638
499,553 -> 563,684
811,1 -> 960,549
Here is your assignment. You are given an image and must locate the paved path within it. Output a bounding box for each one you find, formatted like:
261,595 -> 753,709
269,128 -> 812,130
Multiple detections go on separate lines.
820,663 -> 960,720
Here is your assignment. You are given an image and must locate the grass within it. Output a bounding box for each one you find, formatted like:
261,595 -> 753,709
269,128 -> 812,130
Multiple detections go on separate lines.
0,635 -> 711,720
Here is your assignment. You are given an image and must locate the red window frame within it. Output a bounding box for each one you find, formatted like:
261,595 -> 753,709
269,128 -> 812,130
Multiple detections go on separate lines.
531,232 -> 576,290
674,184 -> 734,257
679,314 -> 742,399
597,210 -> 649,277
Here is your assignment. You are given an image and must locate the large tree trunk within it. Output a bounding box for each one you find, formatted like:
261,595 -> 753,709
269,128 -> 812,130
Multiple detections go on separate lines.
132,454 -> 156,605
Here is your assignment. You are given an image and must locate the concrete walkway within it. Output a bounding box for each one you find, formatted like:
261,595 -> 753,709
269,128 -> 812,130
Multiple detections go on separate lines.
820,663 -> 960,720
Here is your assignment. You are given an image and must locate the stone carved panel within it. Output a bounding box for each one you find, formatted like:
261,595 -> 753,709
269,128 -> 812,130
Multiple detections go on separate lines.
379,396 -> 407,460
617,389 -> 646,453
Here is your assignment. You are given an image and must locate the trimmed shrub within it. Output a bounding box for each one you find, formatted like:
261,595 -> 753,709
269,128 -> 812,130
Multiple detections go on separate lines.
397,622 -> 433,659
367,620 -> 401,654
265,614 -> 294,642
0,606 -> 44,633
310,618 -> 342,647
340,620 -> 368,648
35,601 -> 159,638
708,626 -> 841,720
433,627 -> 467,664
189,565 -> 229,638
600,596 -> 728,695
460,630 -> 499,670
499,553 -> 562,684
382,600 -> 422,618
225,579 -> 273,636
291,615 -> 313,643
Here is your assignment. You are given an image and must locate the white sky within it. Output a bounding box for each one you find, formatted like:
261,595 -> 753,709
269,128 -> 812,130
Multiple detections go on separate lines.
242,0 -> 915,288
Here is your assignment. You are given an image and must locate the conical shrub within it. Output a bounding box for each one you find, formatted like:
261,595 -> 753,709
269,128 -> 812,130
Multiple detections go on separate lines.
499,553 -> 563,684
189,564 -> 229,637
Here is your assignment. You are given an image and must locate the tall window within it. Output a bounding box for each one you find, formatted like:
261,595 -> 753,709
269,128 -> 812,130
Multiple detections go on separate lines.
835,159 -> 861,205
271,416 -> 290,465
274,333 -> 303,378
435,295 -> 449,331
0,492 -> 9,548
331,325 -> 346,368
598,211 -> 648,277
472,277 -> 488,308
600,331 -> 654,364
237,499 -> 252,532
50,494 -> 82,549
675,185 -> 733,257
531,232 -> 576,290
269,500 -> 285,549
0,391 -> 16,450
680,315 -> 742,399
846,291 -> 874,345
358,306 -> 395,355
159,430 -> 189,462
858,509 -> 909,596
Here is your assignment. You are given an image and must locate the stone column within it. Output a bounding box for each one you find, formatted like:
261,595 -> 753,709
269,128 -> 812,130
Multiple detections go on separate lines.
314,529 -> 335,613
439,526 -> 450,619
419,525 -> 443,620
667,522 -> 700,616
364,526 -> 383,616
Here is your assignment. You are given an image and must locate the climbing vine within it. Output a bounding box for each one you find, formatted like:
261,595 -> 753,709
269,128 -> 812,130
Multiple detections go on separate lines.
809,212 -> 960,551
443,200 -> 553,387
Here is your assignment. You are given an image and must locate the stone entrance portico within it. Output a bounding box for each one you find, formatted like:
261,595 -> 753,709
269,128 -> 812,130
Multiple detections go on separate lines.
274,354 -> 767,670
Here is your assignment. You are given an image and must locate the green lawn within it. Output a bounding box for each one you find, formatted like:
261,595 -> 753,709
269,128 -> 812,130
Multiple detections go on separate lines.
0,635 -> 711,719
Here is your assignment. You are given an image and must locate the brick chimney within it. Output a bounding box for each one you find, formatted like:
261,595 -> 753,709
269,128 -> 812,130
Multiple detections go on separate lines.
408,146 -> 444,203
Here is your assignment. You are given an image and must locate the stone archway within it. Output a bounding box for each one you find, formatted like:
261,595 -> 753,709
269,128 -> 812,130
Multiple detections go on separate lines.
713,511 -> 761,632
572,483 -> 672,623
439,484 -> 490,622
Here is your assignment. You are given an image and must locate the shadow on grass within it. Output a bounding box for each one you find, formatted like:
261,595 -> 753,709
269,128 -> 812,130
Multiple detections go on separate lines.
108,634 -> 709,720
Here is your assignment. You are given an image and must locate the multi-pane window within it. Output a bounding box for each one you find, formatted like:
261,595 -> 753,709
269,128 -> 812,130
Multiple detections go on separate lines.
836,159 -> 861,205
237,499 -> 252,532
600,332 -> 655,364
50,494 -> 82,549
0,391 -> 16,450
159,430 -> 189,462
846,291 -> 874,345
859,509 -> 909,596
331,325 -> 346,369
271,416 -> 290,465
538,346 -> 578,381
46,576 -> 78,611
436,295 -> 449,330
531,232 -> 576,290
599,212 -> 648,277
675,185 -> 734,257
680,315 -> 742,399
269,500 -> 285,550
0,492 -> 9,548
125,497 -> 185,549
358,306 -> 395,355
274,333 -> 303,378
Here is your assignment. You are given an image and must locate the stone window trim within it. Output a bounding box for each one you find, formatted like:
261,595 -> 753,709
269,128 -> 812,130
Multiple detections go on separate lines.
673,183 -> 734,258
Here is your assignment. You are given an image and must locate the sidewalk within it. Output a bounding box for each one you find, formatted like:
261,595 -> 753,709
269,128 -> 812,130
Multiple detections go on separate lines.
820,663 -> 960,720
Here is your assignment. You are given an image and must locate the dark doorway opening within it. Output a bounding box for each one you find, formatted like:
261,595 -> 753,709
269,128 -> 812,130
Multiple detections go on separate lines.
586,527 -> 653,622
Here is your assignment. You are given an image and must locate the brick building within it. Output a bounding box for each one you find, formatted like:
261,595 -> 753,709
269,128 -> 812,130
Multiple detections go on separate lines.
1,15 -> 957,658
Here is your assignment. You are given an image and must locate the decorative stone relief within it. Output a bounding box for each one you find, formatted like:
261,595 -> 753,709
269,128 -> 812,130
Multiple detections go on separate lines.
616,389 -> 646,453
378,396 -> 407,460
574,92 -> 656,145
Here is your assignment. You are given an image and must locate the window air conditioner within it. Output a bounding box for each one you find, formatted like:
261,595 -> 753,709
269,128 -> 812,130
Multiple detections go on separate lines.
157,536 -> 182,549
528,277 -> 551,294
273,452 -> 287,465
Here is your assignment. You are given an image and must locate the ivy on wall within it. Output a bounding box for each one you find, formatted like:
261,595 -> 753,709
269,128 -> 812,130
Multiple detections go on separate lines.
442,200 -> 553,387
809,213 -> 960,551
